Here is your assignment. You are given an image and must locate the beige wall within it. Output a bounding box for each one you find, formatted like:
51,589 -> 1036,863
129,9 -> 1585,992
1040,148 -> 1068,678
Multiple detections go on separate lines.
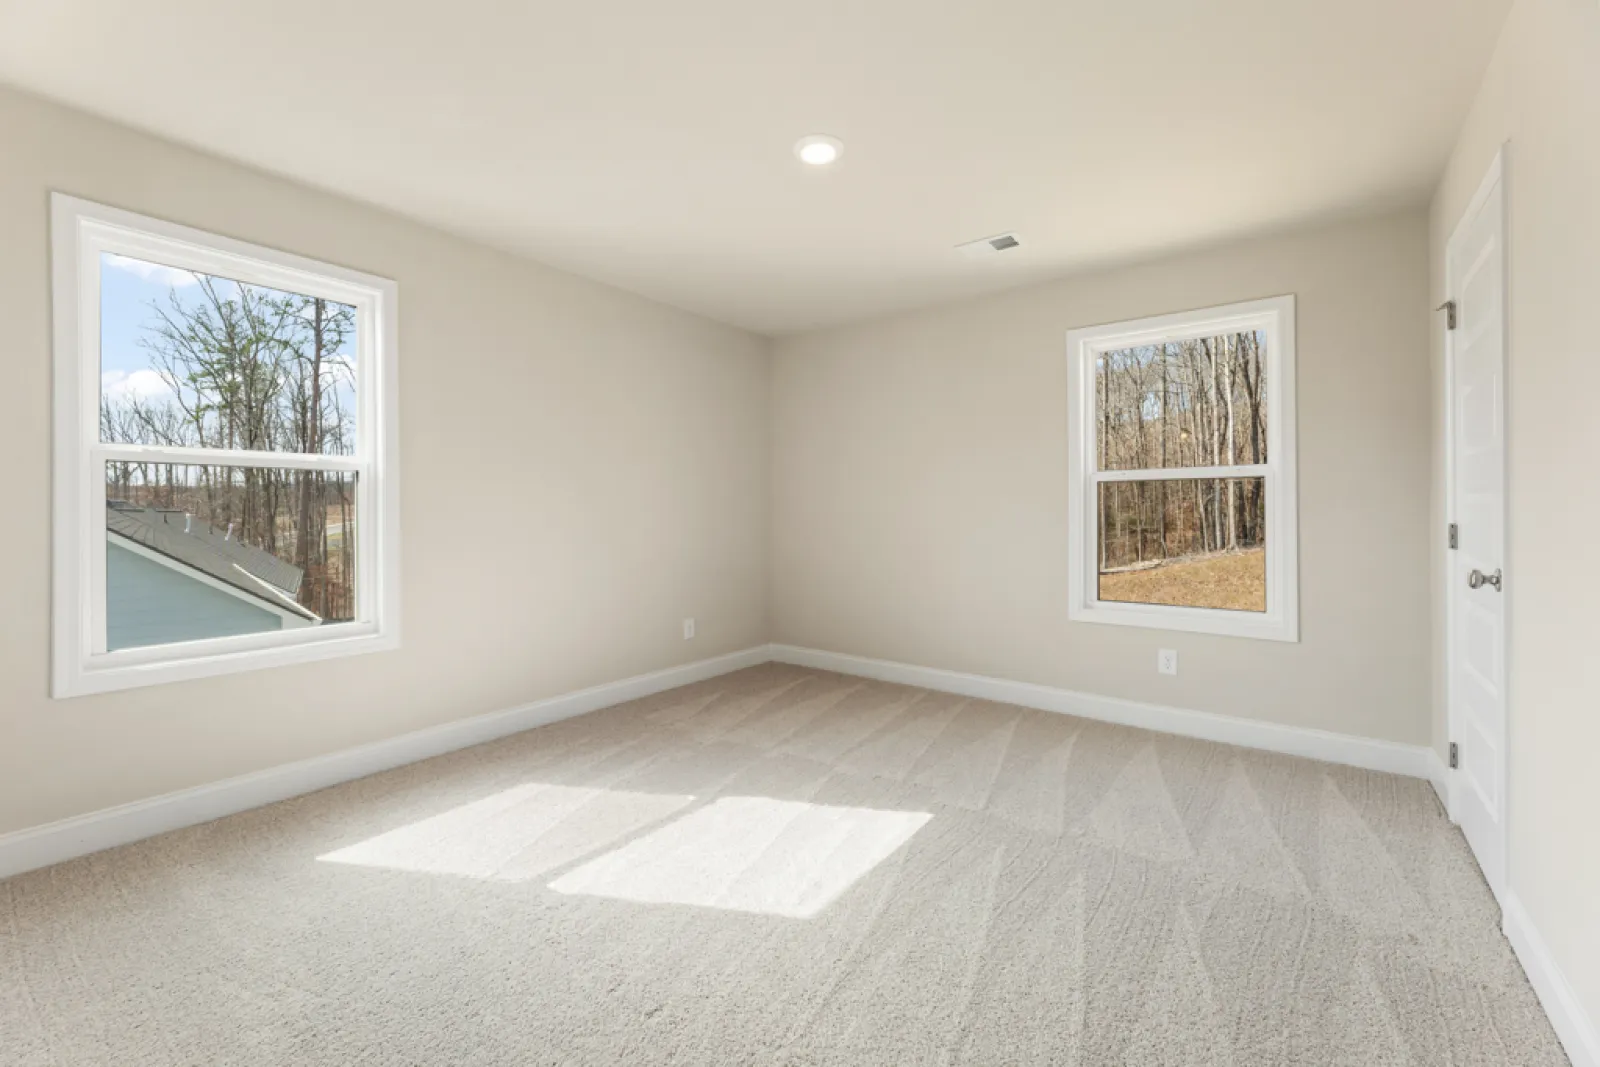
1430,0 -> 1600,1033
0,87 -> 770,836
771,210 -> 1432,745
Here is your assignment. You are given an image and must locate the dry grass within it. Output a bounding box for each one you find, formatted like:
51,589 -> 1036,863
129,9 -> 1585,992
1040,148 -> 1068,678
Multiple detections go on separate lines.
1098,548 -> 1266,612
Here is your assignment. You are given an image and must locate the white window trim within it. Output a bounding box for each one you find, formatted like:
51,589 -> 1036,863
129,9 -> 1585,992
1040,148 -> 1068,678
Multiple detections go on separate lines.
51,194 -> 401,697
1065,295 -> 1298,642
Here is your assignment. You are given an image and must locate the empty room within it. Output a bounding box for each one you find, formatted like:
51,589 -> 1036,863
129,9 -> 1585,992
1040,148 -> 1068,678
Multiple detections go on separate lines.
1,0 -> 1597,1063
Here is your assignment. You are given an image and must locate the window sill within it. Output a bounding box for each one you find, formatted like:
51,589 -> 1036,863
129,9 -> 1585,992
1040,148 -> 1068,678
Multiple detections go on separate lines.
54,625 -> 399,698
1069,600 -> 1299,643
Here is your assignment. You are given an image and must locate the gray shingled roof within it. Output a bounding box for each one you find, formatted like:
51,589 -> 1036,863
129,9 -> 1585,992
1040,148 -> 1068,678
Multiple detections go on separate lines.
107,503 -> 320,622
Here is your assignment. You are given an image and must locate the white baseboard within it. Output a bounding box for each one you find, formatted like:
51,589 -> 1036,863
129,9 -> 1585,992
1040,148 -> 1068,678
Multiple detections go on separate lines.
1503,893 -> 1599,1067
0,642 -> 1446,880
7,638 -> 1588,1067
0,645 -> 770,881
770,644 -> 1437,780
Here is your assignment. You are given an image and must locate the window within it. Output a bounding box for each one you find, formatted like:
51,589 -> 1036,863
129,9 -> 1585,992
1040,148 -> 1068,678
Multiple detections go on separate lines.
1066,296 -> 1297,641
52,195 -> 400,696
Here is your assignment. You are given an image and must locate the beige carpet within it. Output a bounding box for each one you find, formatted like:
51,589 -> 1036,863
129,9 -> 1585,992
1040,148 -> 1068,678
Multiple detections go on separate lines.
0,664 -> 1568,1065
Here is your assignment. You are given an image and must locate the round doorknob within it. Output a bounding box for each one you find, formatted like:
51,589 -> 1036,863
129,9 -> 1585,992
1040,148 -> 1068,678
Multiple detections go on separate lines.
1468,568 -> 1502,591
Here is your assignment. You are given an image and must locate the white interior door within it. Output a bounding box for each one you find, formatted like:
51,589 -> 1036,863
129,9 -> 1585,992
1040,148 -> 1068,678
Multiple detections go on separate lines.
1446,151 -> 1507,902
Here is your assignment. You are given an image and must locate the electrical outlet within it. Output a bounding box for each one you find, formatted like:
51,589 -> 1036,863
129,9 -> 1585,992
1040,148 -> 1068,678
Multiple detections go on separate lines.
1158,649 -> 1179,676
682,618 -> 696,640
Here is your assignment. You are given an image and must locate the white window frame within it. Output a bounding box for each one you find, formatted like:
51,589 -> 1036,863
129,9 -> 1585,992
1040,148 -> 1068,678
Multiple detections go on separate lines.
51,194 -> 401,697
1066,295 -> 1298,642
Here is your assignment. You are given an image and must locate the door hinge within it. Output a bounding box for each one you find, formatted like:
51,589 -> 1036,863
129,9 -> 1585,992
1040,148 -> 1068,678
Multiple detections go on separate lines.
1448,742 -> 1460,770
1437,300 -> 1457,330
1448,523 -> 1459,550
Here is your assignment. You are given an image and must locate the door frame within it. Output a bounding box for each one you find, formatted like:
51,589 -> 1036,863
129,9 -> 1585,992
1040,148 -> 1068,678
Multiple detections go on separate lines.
1442,144 -> 1510,903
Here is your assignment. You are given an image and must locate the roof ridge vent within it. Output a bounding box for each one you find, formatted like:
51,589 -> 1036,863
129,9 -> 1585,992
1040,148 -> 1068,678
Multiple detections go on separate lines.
956,232 -> 1022,260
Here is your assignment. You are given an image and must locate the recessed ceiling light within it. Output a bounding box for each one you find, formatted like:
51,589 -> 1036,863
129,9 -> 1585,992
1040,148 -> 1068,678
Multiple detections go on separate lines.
794,134 -> 843,166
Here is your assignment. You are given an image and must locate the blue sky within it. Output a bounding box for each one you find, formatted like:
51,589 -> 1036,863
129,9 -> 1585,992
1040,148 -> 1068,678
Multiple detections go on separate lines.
100,252 -> 206,404
99,252 -> 357,426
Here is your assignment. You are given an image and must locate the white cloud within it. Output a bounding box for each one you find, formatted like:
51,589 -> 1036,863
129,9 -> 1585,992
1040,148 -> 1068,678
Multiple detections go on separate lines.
102,369 -> 176,404
104,253 -> 200,288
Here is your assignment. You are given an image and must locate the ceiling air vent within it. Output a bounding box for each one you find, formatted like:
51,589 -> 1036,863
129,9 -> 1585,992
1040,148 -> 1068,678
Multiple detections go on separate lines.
956,232 -> 1022,260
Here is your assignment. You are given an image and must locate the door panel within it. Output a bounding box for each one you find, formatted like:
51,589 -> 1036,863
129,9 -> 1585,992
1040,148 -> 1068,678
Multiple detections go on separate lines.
1446,154 -> 1507,901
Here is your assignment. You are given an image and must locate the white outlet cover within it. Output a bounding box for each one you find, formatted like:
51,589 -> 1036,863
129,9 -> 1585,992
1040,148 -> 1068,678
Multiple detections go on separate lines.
683,618 -> 696,640
1158,649 -> 1179,675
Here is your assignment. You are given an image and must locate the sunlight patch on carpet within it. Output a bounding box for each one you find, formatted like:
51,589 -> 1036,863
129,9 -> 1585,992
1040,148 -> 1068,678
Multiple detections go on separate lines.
548,796 -> 932,918
317,783 -> 695,881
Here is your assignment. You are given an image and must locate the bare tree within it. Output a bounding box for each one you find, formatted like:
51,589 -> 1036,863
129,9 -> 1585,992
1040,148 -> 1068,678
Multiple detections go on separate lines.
102,276 -> 359,620
1093,331 -> 1267,573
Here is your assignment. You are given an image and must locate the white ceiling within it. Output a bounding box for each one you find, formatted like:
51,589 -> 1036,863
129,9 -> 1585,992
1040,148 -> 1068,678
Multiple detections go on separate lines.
0,0 -> 1509,335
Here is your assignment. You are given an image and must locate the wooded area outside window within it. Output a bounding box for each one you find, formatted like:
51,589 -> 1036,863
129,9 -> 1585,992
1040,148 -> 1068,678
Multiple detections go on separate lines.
1066,296 -> 1298,641
52,195 -> 400,696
